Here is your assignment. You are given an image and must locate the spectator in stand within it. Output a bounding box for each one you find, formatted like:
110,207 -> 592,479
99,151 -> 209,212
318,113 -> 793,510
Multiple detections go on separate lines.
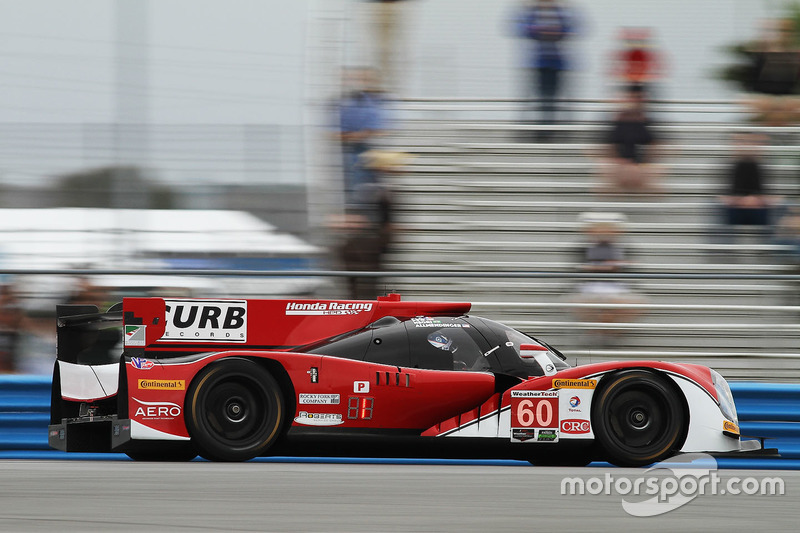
0,283 -> 22,373
333,150 -> 406,300
569,212 -> 646,347
514,0 -> 576,142
718,132 -> 778,231
774,207 -> 800,267
746,18 -> 800,127
334,67 -> 389,206
610,27 -> 665,97
598,83 -> 662,194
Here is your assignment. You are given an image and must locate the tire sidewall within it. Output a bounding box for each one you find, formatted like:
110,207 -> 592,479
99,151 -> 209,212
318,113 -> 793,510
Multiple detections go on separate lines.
185,358 -> 284,462
592,370 -> 686,467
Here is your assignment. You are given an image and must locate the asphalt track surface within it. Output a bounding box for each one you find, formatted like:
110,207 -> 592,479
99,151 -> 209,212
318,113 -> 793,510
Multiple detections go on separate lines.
0,461 -> 796,532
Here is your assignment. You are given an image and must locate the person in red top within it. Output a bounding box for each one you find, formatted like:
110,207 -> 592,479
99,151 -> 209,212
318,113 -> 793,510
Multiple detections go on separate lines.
611,28 -> 664,91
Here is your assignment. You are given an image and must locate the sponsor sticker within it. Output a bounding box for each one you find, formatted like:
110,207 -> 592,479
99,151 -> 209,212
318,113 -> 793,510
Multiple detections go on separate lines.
511,390 -> 559,398
293,412 -> 343,426
285,302 -> 373,316
138,379 -> 185,390
130,357 -> 154,370
723,420 -> 740,435
560,419 -> 591,434
552,378 -> 597,389
163,299 -> 247,343
299,393 -> 340,405
125,325 -> 146,347
511,390 -> 560,443
132,397 -> 182,420
537,429 -> 558,442
308,367 -> 319,383
354,381 -> 370,394
411,317 -> 470,328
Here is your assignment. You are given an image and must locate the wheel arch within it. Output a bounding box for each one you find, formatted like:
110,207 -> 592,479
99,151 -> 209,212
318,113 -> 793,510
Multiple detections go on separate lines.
592,367 -> 690,460
185,355 -> 296,439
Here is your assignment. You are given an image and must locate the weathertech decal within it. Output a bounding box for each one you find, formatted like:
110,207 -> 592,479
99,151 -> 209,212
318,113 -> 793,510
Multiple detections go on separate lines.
293,412 -> 343,426
552,378 -> 597,389
285,302 -> 373,316
138,379 -> 185,390
162,299 -> 247,343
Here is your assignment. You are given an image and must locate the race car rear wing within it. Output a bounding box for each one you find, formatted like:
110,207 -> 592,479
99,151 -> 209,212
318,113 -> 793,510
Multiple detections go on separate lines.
56,303 -> 123,365
51,304 -> 125,424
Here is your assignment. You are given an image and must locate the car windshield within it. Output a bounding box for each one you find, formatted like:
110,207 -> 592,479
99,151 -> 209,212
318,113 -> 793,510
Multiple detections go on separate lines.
473,317 -> 571,377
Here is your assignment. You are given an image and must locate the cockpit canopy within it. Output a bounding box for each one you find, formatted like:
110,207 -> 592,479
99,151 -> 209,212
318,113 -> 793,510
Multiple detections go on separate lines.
303,315 -> 570,379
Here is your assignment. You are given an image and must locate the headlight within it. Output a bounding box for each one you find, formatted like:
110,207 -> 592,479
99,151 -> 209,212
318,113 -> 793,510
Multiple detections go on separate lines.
710,369 -> 738,424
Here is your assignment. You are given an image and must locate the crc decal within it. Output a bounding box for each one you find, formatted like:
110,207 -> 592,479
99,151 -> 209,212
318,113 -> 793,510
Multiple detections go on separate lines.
293,412 -> 343,426
552,378 -> 597,389
560,419 -> 591,434
354,381 -> 370,394
125,325 -> 146,347
138,379 -> 185,390
298,394 -> 340,405
132,397 -> 181,420
130,357 -> 154,370
163,299 -> 247,343
723,420 -> 740,435
285,302 -> 373,316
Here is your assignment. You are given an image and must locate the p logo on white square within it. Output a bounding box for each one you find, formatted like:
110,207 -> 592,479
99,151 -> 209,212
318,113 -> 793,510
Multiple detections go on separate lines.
354,381 -> 370,393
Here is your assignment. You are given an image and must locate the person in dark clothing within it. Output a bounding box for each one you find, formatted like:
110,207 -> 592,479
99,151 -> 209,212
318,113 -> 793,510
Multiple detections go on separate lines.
746,18 -> 800,126
719,133 -> 775,227
598,83 -> 661,194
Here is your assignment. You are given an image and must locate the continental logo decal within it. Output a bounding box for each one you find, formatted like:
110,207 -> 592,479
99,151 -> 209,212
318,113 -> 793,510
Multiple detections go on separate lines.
723,420 -> 740,435
552,378 -> 597,389
138,379 -> 185,390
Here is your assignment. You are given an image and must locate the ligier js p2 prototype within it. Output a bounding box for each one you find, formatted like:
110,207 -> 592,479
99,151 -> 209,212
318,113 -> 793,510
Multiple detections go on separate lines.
49,295 -> 756,466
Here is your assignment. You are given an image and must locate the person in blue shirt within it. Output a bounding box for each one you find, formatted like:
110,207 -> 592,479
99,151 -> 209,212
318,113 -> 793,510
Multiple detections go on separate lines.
336,67 -> 388,205
515,0 -> 575,141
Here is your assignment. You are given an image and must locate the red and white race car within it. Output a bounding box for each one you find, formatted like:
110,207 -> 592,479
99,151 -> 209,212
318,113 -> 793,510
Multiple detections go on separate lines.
49,295 -> 755,466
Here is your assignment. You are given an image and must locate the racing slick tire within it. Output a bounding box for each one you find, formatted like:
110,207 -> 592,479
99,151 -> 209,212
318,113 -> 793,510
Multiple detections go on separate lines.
591,370 -> 686,467
185,358 -> 285,462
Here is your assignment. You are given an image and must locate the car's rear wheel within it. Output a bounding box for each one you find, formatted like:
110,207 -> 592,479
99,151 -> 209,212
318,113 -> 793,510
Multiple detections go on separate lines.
592,370 -> 686,467
185,358 -> 284,462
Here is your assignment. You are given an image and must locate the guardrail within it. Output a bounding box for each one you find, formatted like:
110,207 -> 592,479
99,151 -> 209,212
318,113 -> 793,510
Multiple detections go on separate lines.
2,375 -> 799,464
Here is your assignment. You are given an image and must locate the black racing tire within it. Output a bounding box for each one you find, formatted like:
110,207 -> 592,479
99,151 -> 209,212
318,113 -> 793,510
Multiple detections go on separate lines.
592,370 -> 686,467
185,358 -> 285,462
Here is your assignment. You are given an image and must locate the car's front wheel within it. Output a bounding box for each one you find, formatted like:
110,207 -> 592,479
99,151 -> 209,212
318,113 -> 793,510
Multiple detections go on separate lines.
592,370 -> 686,467
185,358 -> 285,462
